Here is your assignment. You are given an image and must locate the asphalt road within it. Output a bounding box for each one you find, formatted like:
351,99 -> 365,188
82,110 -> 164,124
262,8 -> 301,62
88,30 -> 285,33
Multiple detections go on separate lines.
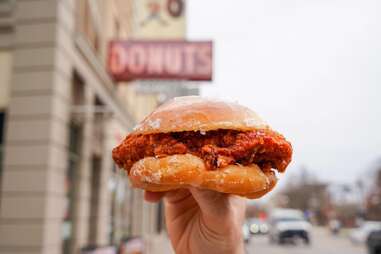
245,227 -> 366,254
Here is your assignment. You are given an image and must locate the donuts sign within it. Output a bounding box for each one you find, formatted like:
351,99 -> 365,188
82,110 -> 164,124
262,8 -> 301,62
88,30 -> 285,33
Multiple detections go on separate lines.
108,41 -> 213,81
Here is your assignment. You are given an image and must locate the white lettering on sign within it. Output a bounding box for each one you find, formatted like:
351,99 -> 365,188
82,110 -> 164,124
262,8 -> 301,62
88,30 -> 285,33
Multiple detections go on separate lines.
108,41 -> 213,81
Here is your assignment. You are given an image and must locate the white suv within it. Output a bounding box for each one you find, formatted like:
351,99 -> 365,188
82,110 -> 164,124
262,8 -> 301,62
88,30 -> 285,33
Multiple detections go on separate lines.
268,208 -> 311,245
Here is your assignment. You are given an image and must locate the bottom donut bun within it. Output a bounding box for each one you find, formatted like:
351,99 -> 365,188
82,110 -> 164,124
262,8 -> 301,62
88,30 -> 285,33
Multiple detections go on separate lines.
129,154 -> 277,199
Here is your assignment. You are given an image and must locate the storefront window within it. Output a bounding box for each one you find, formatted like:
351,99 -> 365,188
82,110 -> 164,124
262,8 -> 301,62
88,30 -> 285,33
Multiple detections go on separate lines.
0,49 -> 11,195
0,51 -> 12,174
0,111 -> 5,194
88,156 -> 101,244
62,72 -> 86,254
156,201 -> 164,233
109,166 -> 133,246
63,122 -> 83,254
109,165 -> 117,244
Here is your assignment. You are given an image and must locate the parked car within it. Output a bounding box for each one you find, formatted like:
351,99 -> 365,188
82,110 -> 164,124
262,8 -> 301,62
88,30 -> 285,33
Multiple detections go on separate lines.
268,209 -> 311,245
350,221 -> 381,245
367,230 -> 381,254
247,218 -> 269,235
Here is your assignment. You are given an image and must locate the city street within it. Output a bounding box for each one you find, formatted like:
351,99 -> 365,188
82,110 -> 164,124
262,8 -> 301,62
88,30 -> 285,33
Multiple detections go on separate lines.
0,1 -> 380,254
246,227 -> 366,254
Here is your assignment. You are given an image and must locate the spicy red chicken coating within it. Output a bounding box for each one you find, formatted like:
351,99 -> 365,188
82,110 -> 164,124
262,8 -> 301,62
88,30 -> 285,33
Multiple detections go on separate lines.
112,129 -> 292,173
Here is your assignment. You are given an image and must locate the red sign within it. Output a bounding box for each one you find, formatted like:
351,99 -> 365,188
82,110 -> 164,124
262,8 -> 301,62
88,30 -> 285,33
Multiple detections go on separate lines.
108,40 -> 213,81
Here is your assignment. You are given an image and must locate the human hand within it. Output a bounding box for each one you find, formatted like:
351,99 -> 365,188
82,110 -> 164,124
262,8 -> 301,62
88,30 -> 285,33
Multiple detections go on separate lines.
145,188 -> 246,254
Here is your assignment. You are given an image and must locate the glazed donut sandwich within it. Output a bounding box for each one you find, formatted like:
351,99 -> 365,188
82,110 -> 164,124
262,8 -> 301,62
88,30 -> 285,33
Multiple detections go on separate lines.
112,96 -> 292,199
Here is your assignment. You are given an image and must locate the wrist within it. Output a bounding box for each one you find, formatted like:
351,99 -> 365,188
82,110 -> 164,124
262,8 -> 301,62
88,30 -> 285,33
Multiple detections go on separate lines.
231,229 -> 245,254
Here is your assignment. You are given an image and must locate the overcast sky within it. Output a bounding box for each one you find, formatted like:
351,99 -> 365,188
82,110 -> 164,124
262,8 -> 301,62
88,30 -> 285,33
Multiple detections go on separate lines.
188,0 -> 381,186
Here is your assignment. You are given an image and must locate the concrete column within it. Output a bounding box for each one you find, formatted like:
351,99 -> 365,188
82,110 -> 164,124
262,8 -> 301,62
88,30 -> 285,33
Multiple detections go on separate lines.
70,85 -> 94,252
0,0 -> 75,254
131,189 -> 144,235
93,118 -> 116,245
85,106 -> 111,247
142,203 -> 156,235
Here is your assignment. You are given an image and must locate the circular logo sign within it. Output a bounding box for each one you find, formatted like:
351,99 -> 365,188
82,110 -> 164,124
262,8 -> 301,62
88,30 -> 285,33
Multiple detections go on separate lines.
167,0 -> 184,18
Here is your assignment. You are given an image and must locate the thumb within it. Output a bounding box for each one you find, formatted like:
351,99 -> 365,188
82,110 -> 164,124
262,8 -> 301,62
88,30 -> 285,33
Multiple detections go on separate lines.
189,187 -> 246,220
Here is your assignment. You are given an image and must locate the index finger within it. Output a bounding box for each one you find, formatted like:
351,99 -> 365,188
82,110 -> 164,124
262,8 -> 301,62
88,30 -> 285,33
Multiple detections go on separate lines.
144,191 -> 166,202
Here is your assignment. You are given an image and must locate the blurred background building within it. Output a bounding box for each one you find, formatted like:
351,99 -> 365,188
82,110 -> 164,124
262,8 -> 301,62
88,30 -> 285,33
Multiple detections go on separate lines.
1,0 -> 379,253
0,0 -> 197,253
